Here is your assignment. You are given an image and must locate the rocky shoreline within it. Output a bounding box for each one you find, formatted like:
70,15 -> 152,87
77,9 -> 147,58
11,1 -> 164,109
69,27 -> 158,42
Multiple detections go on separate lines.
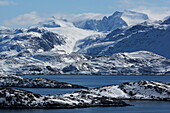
0,80 -> 170,109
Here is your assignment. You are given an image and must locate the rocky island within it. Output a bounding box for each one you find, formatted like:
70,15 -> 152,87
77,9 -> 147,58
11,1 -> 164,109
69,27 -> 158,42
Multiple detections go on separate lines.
0,75 -> 86,88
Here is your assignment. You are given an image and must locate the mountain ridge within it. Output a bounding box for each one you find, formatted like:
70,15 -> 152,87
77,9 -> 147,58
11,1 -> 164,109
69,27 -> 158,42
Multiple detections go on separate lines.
76,20 -> 170,58
73,10 -> 149,32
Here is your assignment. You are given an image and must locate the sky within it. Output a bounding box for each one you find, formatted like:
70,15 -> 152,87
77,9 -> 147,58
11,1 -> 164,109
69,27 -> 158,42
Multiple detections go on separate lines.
1,0 -> 170,28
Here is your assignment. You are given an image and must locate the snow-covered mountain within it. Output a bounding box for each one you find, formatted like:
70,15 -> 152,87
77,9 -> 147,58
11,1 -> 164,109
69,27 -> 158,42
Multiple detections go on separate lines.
0,11 -> 149,54
0,12 -> 170,75
73,10 -> 149,32
76,20 -> 170,58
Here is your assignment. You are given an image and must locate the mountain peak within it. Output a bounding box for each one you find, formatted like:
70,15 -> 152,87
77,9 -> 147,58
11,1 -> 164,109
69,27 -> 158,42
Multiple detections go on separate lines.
112,11 -> 123,17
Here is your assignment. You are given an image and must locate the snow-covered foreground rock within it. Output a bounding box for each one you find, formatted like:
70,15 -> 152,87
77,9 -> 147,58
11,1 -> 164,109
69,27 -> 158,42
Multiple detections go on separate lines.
0,87 -> 129,108
72,80 -> 170,100
0,80 -> 170,108
0,75 -> 86,88
0,51 -> 170,75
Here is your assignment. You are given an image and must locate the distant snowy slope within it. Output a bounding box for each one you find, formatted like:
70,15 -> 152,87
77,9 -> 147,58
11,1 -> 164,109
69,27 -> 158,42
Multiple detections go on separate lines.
121,10 -> 149,26
67,13 -> 108,22
0,26 -> 9,30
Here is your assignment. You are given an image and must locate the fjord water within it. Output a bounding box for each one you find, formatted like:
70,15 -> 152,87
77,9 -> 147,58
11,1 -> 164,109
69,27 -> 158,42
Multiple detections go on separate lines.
1,75 -> 170,113
23,75 -> 170,88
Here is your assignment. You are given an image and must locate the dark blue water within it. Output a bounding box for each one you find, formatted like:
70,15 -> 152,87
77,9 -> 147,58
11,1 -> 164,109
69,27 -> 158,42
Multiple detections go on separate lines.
1,75 -> 170,113
23,75 -> 170,88
20,75 -> 170,95
14,88 -> 79,95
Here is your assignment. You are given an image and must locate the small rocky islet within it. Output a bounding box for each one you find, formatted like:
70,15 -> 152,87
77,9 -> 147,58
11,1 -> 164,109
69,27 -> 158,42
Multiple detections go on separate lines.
0,87 -> 129,109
